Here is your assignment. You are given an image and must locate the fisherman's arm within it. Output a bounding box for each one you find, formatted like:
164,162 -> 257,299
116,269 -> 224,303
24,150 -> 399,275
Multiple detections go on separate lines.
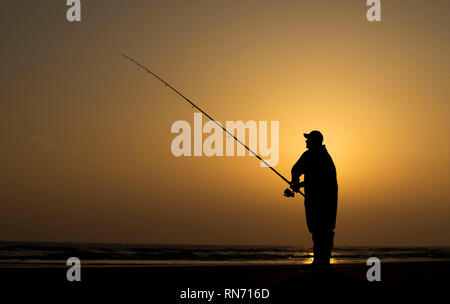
291,155 -> 305,192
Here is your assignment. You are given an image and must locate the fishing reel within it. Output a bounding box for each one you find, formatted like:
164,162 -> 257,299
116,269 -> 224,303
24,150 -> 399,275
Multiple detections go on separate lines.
284,182 -> 304,198
284,188 -> 295,197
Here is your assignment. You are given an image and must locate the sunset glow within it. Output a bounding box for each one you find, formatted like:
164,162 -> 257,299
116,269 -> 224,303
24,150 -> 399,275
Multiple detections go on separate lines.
1,0 -> 449,247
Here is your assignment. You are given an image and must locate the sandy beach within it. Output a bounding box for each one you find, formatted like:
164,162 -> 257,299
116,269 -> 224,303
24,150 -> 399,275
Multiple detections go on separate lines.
1,261 -> 449,300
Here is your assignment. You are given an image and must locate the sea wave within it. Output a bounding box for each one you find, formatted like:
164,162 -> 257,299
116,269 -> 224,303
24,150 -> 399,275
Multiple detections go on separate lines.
0,242 -> 449,265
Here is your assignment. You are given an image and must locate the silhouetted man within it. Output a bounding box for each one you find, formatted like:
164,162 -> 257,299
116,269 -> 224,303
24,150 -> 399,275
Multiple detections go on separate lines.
284,130 -> 338,270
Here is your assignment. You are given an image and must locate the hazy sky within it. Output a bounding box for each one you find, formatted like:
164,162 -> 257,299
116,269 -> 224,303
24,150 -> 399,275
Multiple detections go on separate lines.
1,0 -> 449,246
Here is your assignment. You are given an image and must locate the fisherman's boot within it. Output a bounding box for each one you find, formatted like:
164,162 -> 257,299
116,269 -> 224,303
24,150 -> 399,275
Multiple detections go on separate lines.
312,247 -> 321,267
311,233 -> 323,271
311,231 -> 334,273
327,230 -> 335,266
319,230 -> 335,272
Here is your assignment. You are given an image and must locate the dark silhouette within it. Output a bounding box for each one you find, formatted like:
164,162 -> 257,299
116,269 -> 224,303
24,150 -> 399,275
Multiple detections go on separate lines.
285,130 -> 338,271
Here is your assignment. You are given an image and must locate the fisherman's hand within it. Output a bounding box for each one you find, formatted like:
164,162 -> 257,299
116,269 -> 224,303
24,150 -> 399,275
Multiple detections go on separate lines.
290,182 -> 301,193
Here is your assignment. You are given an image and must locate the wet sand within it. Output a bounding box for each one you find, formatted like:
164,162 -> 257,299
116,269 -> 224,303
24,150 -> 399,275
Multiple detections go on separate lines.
1,261 -> 449,299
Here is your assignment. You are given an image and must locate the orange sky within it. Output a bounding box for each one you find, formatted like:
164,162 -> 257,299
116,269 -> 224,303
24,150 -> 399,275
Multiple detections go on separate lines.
0,1 -> 449,246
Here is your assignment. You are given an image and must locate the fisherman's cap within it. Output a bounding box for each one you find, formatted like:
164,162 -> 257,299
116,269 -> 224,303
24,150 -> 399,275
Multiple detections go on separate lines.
303,130 -> 323,142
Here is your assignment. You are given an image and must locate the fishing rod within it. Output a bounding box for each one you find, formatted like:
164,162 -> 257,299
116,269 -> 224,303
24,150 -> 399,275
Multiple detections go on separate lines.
121,54 -> 304,197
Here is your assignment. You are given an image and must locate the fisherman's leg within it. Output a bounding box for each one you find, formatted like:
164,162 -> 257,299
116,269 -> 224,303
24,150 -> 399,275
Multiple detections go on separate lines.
311,231 -> 322,265
318,230 -> 334,266
328,230 -> 335,261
